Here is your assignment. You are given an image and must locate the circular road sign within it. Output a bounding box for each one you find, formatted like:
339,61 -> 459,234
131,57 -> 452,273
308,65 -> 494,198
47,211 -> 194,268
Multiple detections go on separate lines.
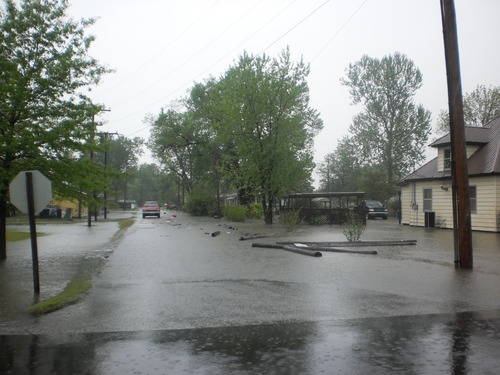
9,170 -> 53,214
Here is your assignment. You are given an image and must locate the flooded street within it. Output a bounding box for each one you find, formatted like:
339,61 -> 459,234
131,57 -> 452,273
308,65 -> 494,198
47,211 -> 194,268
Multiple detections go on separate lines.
2,212 -> 500,373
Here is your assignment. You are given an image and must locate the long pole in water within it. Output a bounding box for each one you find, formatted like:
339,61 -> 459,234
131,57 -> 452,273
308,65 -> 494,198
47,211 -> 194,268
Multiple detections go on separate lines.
25,172 -> 40,294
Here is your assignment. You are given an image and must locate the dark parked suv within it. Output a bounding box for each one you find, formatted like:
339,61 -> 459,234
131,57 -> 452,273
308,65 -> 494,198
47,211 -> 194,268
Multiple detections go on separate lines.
365,200 -> 388,220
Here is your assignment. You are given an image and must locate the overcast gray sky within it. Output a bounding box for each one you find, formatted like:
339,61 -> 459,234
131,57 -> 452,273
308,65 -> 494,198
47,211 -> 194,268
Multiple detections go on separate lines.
68,0 -> 500,178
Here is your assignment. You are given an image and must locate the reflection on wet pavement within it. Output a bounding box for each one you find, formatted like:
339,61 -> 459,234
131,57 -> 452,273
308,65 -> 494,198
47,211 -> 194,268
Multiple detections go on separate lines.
2,214 -> 500,373
2,310 -> 500,374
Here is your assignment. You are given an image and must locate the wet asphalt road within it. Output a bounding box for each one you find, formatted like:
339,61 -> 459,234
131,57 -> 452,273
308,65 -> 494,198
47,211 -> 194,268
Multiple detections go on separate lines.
2,211 -> 500,373
2,310 -> 500,375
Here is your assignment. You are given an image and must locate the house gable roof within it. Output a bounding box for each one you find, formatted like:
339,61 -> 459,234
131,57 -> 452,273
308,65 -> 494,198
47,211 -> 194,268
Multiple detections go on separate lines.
429,126 -> 490,147
401,116 -> 500,184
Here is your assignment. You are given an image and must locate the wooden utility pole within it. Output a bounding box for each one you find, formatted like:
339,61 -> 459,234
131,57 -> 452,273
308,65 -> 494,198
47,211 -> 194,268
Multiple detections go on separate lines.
440,0 -> 473,268
88,114 -> 95,228
99,132 -> 118,219
87,108 -> 110,226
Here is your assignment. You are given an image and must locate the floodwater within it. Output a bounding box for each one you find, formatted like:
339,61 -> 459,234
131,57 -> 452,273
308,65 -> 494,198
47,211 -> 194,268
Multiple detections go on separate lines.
2,211 -> 500,373
0,218 -> 126,322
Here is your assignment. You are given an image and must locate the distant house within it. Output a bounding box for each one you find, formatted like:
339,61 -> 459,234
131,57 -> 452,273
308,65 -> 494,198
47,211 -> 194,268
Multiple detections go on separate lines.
399,116 -> 500,232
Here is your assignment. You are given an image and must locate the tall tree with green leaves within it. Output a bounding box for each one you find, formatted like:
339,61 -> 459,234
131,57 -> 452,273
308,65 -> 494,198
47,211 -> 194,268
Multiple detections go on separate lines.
127,163 -> 176,205
149,109 -> 211,198
318,136 -> 361,192
436,84 -> 500,133
220,49 -> 323,223
0,0 -> 108,259
103,135 -> 143,205
342,52 -> 431,190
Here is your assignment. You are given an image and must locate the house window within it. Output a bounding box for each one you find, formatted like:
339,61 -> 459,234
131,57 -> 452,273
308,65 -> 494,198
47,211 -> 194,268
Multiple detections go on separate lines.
469,185 -> 477,213
423,188 -> 432,211
443,148 -> 451,170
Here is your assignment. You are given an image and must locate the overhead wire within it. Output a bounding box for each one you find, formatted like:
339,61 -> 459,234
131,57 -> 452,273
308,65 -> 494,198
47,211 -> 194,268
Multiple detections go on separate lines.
99,0 -> 221,93
121,0 -> 301,137
310,0 -> 369,63
122,0 -> 366,138
264,0 -> 332,51
109,0 -> 266,110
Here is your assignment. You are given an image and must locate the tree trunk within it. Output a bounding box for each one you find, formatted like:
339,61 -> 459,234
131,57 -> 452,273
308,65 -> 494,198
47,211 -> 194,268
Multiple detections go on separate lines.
0,189 -> 7,260
216,176 -> 221,215
263,195 -> 274,224
123,172 -> 128,210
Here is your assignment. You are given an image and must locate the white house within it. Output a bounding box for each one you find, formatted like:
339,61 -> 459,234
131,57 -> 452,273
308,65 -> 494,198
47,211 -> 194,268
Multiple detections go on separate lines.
399,116 -> 500,232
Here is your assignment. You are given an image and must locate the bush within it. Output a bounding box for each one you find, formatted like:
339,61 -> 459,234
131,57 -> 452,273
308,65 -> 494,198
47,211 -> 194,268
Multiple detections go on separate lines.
279,209 -> 301,231
342,211 -> 366,242
224,205 -> 247,222
246,203 -> 263,219
186,192 -> 216,216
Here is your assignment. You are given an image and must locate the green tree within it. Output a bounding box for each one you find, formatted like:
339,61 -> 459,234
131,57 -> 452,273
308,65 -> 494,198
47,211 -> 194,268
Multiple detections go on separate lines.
186,80 -> 229,214
342,52 -> 431,190
436,84 -> 500,133
0,0 -> 107,259
220,49 -> 323,223
319,137 -> 391,201
102,135 -> 143,206
318,136 -> 361,192
149,109 -> 211,199
128,163 -> 177,205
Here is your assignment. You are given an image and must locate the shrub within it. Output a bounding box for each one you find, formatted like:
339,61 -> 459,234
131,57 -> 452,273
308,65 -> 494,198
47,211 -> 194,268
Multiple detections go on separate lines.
342,211 -> 366,242
224,205 -> 247,222
307,215 -> 326,225
186,192 -> 216,216
279,209 -> 301,231
246,203 -> 263,219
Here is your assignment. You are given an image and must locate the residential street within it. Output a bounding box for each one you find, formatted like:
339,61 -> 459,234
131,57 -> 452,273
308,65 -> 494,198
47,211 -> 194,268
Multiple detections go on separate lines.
2,212 -> 500,373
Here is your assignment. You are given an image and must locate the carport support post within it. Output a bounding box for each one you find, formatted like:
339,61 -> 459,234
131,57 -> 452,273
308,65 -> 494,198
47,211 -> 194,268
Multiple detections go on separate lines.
440,0 -> 473,269
25,172 -> 40,294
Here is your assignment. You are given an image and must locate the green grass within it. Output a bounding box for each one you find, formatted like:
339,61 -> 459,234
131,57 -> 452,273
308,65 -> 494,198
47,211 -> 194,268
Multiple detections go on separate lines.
7,215 -> 76,225
118,218 -> 135,230
29,276 -> 92,315
5,230 -> 46,242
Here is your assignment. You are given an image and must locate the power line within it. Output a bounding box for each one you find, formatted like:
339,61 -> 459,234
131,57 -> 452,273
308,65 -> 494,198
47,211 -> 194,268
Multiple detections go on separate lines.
108,0 -> 266,109
99,0 -> 220,93
311,0 -> 369,63
264,0 -> 332,51
121,0 -> 301,137
121,0 -> 352,138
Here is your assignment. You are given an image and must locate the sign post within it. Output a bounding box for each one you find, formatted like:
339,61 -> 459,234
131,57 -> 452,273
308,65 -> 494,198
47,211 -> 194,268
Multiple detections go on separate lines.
25,172 -> 40,294
9,170 -> 52,294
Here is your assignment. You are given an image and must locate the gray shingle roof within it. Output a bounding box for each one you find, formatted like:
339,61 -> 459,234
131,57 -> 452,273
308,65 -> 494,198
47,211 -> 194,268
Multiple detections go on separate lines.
401,116 -> 500,183
429,126 -> 490,147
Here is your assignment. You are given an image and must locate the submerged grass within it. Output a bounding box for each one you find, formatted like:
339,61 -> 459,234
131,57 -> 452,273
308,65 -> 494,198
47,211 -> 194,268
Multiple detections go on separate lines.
29,276 -> 92,315
118,218 -> 135,231
5,230 -> 46,242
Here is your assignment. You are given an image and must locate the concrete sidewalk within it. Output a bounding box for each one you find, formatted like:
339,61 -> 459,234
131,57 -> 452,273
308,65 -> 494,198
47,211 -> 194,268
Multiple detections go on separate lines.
0,211 -> 135,323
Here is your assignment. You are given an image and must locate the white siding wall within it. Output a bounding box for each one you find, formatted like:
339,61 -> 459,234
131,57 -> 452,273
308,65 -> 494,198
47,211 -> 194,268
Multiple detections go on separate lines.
437,148 -> 445,172
401,185 -> 412,225
401,176 -> 499,232
436,145 -> 479,172
496,177 -> 500,230
466,145 -> 479,158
